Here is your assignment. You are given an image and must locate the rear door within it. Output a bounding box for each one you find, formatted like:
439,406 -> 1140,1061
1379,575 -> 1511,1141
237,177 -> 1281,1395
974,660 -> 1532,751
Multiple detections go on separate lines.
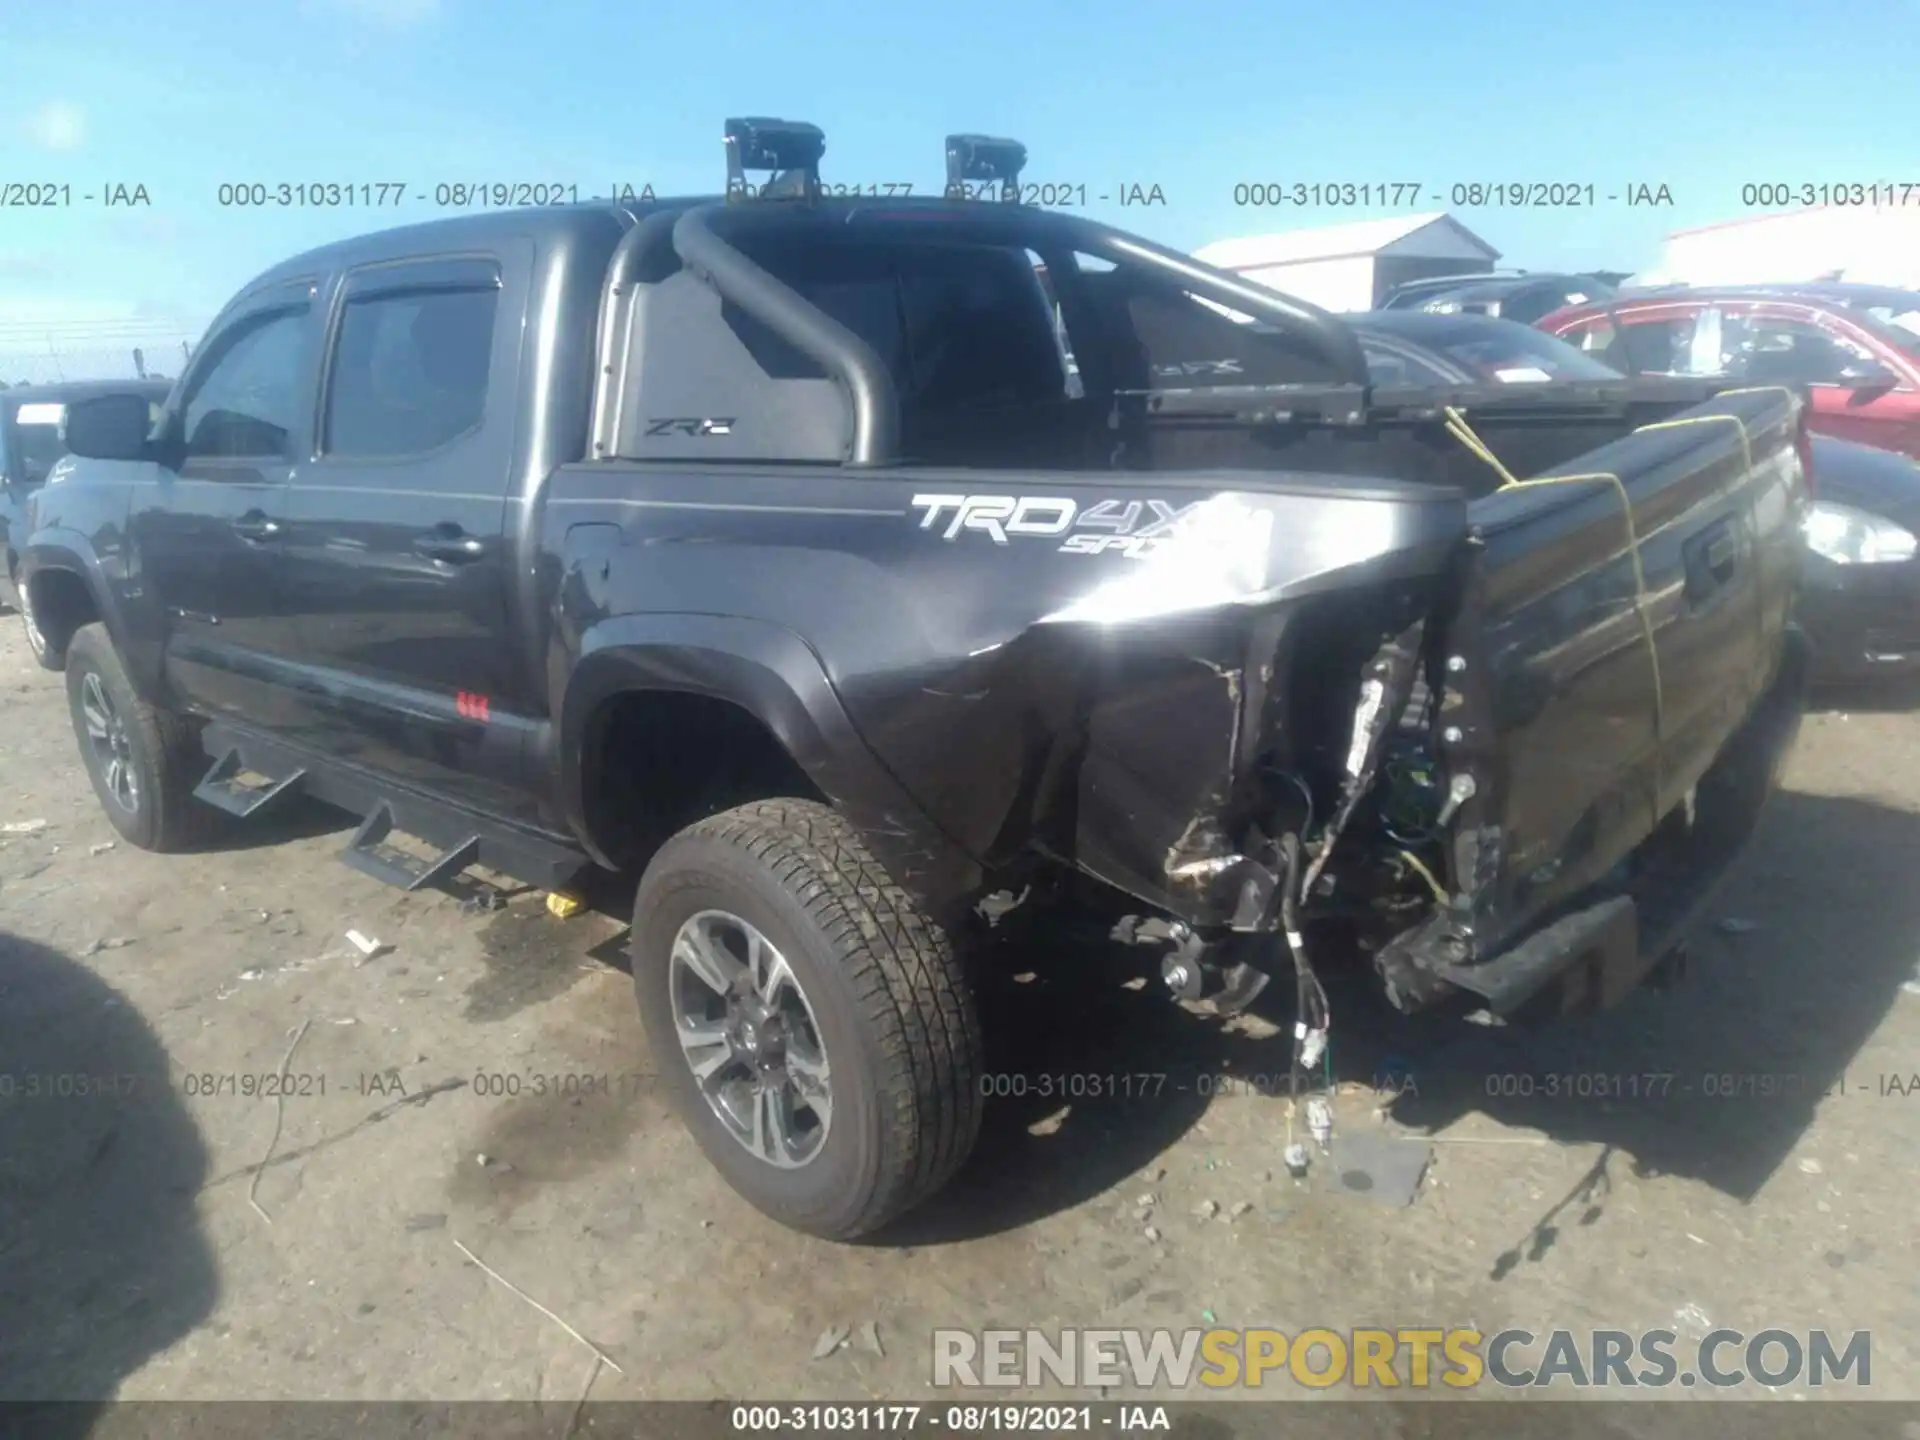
1605,302 -> 1723,377
278,249 -> 538,819
1718,302 -> 1920,458
132,286 -> 319,720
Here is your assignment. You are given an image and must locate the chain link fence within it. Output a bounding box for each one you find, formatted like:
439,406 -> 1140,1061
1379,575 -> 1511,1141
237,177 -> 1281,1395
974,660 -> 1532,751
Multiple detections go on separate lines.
0,335 -> 201,389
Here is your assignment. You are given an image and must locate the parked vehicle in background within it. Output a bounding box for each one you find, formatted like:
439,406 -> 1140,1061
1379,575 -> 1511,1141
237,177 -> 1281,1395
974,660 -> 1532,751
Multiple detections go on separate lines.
1379,269 -> 1626,326
1795,435 -> 1920,683
1616,282 -> 1920,334
23,120 -> 1810,1240
1347,309 -> 1627,386
1,380 -> 170,655
1355,311 -> 1920,687
1775,282 -> 1920,334
1539,289 -> 1920,459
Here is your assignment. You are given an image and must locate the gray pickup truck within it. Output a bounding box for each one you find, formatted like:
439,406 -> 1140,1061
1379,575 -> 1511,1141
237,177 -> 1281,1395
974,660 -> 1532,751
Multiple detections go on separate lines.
25,121 -> 1809,1238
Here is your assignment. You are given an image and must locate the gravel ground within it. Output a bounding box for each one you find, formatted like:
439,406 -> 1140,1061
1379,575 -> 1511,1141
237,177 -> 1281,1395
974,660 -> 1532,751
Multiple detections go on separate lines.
1,619 -> 1916,1411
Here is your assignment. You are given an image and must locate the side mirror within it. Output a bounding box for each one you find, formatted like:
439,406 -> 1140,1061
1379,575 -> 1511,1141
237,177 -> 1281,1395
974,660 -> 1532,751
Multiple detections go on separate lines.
62,392 -> 155,462
1838,358 -> 1897,388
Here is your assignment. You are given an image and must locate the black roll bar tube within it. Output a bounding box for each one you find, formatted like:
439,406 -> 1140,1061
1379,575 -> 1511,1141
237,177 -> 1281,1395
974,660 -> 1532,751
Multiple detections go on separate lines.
1073,219 -> 1371,389
671,203 -> 901,467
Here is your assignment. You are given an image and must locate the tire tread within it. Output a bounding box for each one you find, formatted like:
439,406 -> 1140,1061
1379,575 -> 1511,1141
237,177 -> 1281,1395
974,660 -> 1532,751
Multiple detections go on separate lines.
66,624 -> 221,852
681,798 -> 982,1235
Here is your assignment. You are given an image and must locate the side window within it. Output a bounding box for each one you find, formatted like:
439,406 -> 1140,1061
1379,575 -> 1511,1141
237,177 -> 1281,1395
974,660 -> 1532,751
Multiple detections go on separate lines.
1360,343 -> 1450,387
182,308 -> 310,459
13,411 -> 69,484
1616,311 -> 1719,376
1723,314 -> 1875,386
1558,316 -> 1625,368
1500,286 -> 1575,326
896,254 -> 1066,409
323,286 -> 499,457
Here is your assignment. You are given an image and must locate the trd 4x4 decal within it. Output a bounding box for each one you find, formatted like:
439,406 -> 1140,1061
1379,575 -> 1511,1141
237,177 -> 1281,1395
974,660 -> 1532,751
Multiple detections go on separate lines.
908,494 -> 1213,558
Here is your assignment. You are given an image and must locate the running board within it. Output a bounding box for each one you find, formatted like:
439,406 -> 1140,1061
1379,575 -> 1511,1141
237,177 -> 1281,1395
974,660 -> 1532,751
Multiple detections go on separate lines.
197,721 -> 589,895
193,747 -> 308,818
342,801 -> 483,893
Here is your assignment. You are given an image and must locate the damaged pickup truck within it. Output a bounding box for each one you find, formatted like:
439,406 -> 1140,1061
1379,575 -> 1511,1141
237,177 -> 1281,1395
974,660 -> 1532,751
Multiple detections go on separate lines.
25,120 -> 1809,1239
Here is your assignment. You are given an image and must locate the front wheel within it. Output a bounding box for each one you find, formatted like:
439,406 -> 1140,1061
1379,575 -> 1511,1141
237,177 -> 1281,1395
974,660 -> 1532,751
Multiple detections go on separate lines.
631,798 -> 982,1239
18,576 -> 60,672
63,624 -> 221,852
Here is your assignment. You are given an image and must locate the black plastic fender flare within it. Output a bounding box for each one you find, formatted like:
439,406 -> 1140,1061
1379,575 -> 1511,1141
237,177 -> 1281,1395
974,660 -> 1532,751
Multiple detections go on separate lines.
558,612 -> 983,921
18,530 -> 160,695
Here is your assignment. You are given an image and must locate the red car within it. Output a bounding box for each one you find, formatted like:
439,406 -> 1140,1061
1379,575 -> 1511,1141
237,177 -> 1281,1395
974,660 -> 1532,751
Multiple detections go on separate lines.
1538,286 -> 1920,459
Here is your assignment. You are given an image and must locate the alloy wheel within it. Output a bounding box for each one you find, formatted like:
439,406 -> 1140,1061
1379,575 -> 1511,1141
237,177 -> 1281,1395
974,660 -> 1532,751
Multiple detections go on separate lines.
668,909 -> 832,1168
79,670 -> 139,812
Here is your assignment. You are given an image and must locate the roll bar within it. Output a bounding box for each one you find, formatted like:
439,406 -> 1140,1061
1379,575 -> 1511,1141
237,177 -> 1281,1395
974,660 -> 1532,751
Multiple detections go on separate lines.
665,119 -> 1370,465
671,204 -> 900,467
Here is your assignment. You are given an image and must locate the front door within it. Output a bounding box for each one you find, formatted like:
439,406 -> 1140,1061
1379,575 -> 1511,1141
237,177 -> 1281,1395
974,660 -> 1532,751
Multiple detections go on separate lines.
1720,304 -> 1920,458
132,291 -> 318,722
278,253 -> 537,820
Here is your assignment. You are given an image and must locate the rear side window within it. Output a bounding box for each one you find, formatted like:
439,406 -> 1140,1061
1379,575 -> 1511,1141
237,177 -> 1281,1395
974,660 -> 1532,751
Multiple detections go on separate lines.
1616,311 -> 1710,375
730,239 -> 1066,411
183,307 -> 311,459
8,402 -> 67,483
324,287 -> 498,457
1360,342 -> 1452,387
1557,316 -> 1627,368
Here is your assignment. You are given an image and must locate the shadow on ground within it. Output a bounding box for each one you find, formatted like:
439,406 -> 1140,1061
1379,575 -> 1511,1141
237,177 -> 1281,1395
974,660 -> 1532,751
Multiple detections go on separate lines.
182,795 -> 356,855
885,788 -> 1920,1247
0,932 -> 218,1428
1375,791 -> 1920,1197
1809,672 -> 1920,715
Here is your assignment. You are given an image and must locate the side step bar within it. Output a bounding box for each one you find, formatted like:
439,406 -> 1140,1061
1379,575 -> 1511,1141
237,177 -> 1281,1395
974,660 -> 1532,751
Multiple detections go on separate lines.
193,746 -> 308,819
196,721 -> 589,895
343,802 -> 482,893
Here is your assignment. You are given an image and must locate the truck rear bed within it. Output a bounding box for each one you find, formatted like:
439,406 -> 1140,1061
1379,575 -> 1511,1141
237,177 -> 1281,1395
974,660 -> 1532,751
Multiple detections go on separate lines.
1408,384 -> 1808,1013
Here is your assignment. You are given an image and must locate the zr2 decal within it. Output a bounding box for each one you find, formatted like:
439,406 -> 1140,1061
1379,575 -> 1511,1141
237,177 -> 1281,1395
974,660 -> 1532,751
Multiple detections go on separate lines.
908,494 -> 1211,558
645,416 -> 736,436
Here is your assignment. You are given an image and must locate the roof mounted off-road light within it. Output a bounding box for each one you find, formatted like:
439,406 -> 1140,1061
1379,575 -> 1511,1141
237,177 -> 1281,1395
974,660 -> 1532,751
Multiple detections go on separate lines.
943,133 -> 1027,202
724,117 -> 826,203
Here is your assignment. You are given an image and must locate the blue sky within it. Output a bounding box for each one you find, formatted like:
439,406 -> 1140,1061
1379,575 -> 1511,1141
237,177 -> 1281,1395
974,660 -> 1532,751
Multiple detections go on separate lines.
4,0 -> 1918,374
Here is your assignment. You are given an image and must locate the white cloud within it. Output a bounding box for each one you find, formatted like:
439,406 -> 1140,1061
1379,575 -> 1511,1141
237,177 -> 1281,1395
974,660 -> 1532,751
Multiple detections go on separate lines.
25,102 -> 85,151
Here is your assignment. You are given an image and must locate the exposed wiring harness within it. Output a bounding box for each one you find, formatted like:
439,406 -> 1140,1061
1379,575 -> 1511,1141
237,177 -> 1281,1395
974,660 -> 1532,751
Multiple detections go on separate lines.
1277,832 -> 1332,1108
1396,847 -> 1449,904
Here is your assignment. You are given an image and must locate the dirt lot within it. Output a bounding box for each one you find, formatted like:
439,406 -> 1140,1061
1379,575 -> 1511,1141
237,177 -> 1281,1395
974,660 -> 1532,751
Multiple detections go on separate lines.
2,618 -> 1918,1410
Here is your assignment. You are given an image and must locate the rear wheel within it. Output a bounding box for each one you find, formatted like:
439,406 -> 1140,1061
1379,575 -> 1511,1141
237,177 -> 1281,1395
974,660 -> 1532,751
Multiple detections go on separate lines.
63,624 -> 220,851
631,798 -> 982,1239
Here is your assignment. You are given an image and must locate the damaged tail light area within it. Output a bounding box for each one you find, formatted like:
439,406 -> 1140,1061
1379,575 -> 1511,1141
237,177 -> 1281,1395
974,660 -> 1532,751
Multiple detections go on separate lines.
1065,578 -> 1464,981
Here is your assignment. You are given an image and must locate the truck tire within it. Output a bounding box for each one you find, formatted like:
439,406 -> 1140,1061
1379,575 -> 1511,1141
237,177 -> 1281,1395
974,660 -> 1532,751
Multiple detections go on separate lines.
63,624 -> 219,852
631,798 -> 982,1239
18,576 -> 62,672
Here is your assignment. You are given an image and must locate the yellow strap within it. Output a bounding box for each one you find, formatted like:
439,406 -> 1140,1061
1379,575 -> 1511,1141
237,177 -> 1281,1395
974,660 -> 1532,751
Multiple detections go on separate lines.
1429,387 -> 1802,874
1439,398 -> 1765,827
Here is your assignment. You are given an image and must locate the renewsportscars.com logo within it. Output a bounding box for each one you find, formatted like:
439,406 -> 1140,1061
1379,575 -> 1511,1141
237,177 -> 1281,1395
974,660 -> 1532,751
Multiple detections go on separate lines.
931,1327 -> 1873,1391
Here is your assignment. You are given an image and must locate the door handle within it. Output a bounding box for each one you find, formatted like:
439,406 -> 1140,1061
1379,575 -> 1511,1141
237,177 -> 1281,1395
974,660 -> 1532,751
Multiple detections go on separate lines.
232,511 -> 282,542
414,527 -> 487,563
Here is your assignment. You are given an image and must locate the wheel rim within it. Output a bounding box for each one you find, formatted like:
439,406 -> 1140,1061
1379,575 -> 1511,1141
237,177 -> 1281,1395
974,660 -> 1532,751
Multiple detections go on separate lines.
668,909 -> 832,1169
19,584 -> 46,656
80,671 -> 139,812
